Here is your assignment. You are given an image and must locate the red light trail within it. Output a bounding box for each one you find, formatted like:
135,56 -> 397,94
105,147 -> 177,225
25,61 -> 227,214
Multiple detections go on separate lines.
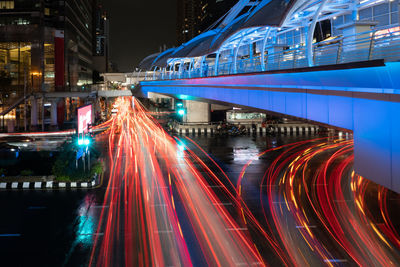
89,97 -> 400,266
89,97 -> 263,266
238,137 -> 400,266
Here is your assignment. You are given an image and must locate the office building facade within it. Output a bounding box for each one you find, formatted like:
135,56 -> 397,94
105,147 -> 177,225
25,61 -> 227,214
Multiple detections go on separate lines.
0,0 -> 94,96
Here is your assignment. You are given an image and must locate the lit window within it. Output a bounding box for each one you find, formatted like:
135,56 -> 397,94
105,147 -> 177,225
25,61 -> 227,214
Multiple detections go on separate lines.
0,1 -> 14,9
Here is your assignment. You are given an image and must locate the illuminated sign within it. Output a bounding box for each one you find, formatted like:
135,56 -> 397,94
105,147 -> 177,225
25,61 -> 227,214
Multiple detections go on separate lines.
77,105 -> 92,135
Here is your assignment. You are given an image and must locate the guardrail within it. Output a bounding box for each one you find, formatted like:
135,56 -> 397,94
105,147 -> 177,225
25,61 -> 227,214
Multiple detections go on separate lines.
144,26 -> 400,81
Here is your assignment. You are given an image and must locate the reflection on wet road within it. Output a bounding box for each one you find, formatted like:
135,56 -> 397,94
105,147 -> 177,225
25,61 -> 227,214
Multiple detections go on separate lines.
89,98 -> 262,266
89,98 -> 400,266
0,97 -> 400,266
235,137 -> 400,266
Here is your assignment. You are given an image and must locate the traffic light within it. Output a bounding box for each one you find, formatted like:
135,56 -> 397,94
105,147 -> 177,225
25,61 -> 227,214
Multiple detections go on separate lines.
177,108 -> 185,116
175,100 -> 186,120
77,136 -> 91,146
176,99 -> 184,107
176,100 -> 185,116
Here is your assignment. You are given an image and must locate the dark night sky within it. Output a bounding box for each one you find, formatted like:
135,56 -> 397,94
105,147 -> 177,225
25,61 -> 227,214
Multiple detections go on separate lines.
102,0 -> 177,72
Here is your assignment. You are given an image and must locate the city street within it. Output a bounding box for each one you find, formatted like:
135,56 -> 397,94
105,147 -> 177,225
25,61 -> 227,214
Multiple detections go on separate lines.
2,0 -> 400,266
1,98 -> 400,266
0,97 -> 400,266
89,98 -> 400,266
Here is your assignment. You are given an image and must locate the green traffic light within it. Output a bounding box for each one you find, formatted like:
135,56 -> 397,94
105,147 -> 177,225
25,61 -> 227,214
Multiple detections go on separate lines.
77,137 -> 91,146
178,109 -> 185,116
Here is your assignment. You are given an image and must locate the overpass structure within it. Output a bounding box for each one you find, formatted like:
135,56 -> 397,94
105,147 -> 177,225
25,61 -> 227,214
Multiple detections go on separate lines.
0,89 -> 132,132
139,0 -> 400,193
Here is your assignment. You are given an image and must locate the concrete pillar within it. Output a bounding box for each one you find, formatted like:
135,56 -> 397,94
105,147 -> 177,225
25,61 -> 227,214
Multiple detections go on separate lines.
7,120 -> 15,133
30,97 -> 38,130
184,100 -> 211,123
50,99 -> 58,128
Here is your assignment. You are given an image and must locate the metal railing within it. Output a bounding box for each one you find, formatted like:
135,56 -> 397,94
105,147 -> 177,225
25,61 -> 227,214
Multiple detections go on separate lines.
144,26 -> 400,81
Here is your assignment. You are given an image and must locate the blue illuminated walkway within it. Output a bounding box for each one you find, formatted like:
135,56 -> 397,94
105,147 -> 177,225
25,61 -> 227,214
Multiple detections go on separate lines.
140,60 -> 400,193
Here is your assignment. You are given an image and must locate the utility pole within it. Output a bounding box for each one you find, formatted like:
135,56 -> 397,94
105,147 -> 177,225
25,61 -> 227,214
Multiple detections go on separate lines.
42,96 -> 45,132
88,150 -> 91,172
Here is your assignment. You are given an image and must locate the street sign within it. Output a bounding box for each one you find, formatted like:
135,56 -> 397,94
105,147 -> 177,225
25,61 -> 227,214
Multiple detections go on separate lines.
77,104 -> 92,135
76,148 -> 84,160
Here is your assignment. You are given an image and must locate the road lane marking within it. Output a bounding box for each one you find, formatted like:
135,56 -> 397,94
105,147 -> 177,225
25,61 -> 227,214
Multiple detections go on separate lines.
154,230 -> 173,234
333,199 -> 353,203
151,204 -> 167,207
272,201 -> 288,204
226,227 -> 248,231
296,225 -> 317,229
0,234 -> 21,237
260,184 -> 278,187
212,202 -> 233,206
234,261 -> 263,266
27,206 -> 47,210
79,233 -> 104,236
324,259 -> 348,263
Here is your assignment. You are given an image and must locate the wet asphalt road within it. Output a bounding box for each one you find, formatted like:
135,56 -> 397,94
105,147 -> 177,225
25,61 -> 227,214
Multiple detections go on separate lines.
1,132 -> 399,266
0,133 -> 314,266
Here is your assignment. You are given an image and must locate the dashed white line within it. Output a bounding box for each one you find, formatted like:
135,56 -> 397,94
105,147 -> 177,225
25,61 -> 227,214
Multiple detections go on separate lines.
226,227 -> 248,231
296,225 -> 317,229
213,202 -> 233,206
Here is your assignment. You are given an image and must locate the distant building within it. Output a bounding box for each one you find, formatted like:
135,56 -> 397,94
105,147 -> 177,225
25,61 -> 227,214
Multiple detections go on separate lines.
177,0 -> 236,45
93,3 -> 109,74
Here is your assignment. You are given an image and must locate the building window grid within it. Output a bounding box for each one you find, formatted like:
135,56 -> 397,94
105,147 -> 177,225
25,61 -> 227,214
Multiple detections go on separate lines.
276,29 -> 305,49
0,1 -> 14,9
358,1 -> 399,28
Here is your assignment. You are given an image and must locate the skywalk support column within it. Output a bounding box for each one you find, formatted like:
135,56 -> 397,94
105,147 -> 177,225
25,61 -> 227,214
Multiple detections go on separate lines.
184,100 -> 210,123
30,96 -> 38,131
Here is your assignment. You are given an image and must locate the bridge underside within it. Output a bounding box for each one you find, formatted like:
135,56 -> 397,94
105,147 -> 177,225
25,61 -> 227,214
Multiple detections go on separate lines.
140,61 -> 400,193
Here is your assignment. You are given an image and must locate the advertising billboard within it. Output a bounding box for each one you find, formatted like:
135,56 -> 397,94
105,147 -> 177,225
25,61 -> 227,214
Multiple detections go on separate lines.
77,105 -> 92,135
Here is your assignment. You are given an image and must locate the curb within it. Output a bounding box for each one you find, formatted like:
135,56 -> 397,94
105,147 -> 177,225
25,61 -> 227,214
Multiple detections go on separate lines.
0,174 -> 98,191
177,125 -> 320,135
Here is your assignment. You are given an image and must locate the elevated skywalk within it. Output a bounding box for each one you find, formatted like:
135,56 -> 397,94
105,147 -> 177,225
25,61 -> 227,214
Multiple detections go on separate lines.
140,60 -> 400,193
138,0 -> 400,192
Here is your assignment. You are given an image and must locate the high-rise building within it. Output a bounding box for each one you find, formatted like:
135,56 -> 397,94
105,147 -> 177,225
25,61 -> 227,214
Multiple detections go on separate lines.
0,0 -> 99,131
0,0 -> 94,95
63,0 -> 94,89
93,3 -> 109,74
177,0 -> 237,45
